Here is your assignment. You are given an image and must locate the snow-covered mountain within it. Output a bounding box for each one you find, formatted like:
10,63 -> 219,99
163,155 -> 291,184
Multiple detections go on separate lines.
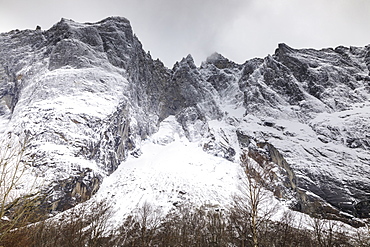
0,17 -> 369,225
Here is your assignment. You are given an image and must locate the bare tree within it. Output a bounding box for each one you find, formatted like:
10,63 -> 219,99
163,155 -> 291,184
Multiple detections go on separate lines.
116,201 -> 163,246
1,199 -> 115,247
230,152 -> 276,247
156,204 -> 198,247
86,200 -> 114,247
265,210 -> 315,247
310,217 -> 353,247
0,133 -> 40,242
205,209 -> 228,247
135,201 -> 162,246
0,133 -> 26,217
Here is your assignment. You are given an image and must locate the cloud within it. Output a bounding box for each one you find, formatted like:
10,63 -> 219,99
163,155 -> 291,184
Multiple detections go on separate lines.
0,0 -> 369,67
122,0 -> 250,66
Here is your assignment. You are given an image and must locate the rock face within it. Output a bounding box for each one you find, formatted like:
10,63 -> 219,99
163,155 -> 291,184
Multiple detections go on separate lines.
0,17 -> 369,223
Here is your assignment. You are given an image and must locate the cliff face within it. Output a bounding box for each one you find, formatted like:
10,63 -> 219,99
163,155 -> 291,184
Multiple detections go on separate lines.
0,17 -> 369,222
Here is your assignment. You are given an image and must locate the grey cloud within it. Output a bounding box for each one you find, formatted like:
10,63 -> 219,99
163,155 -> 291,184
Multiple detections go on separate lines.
0,0 -> 369,67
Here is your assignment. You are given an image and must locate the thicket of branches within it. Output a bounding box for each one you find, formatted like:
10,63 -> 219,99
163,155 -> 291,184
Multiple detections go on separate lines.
1,199 -> 369,247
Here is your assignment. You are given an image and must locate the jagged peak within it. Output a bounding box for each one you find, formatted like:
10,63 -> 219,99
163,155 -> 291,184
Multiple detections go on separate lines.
45,16 -> 136,49
96,16 -> 131,25
55,18 -> 86,29
46,18 -> 86,38
59,17 -> 75,23
52,16 -> 131,31
175,54 -> 196,69
183,54 -> 195,62
278,43 -> 296,52
274,43 -> 296,56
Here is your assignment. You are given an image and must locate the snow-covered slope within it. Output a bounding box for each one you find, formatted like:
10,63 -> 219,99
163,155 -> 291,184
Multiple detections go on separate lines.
0,17 -> 369,225
95,116 -> 245,225
0,17 -> 163,211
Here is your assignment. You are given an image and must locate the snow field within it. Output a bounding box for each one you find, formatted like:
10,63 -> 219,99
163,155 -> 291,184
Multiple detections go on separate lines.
96,116 -> 244,226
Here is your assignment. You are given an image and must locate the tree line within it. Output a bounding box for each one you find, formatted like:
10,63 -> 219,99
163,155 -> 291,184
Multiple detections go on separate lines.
1,199 -> 369,247
1,136 -> 369,246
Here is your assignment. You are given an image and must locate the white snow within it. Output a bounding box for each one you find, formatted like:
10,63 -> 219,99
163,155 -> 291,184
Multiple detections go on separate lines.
95,116 -> 244,226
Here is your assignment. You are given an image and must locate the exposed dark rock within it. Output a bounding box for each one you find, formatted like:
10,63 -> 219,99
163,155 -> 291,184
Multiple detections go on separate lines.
236,130 -> 250,148
48,169 -> 101,212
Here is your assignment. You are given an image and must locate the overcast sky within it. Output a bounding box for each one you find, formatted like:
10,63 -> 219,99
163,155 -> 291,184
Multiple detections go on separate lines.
1,0 -> 370,67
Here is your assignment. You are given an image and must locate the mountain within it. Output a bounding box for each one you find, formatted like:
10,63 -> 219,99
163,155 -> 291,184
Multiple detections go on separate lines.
0,17 -> 369,226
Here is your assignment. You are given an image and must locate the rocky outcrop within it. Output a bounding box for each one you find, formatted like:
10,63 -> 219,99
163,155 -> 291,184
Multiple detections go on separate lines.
236,43 -> 370,222
48,168 -> 100,212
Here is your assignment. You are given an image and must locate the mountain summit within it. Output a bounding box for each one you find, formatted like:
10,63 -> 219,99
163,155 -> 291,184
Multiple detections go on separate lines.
0,17 -> 369,226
